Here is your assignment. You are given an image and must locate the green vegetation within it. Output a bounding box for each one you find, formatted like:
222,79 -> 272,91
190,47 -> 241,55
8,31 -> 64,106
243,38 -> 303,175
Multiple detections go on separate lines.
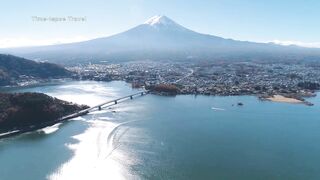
0,92 -> 88,133
0,54 -> 71,86
147,84 -> 180,95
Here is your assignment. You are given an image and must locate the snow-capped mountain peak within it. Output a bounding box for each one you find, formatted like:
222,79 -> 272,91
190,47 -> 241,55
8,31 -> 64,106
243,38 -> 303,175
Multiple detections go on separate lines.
144,15 -> 177,26
4,15 -> 316,64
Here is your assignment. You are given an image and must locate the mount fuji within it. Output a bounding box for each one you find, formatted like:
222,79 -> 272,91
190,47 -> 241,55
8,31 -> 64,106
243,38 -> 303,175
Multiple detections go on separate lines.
2,15 -> 320,64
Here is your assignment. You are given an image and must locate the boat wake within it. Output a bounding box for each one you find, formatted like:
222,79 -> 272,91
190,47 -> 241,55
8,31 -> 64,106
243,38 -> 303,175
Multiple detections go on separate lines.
104,120 -> 142,159
48,111 -> 140,180
211,107 -> 226,111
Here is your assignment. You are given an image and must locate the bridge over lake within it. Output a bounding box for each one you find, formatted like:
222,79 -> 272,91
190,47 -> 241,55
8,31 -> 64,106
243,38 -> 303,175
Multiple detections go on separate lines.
61,90 -> 149,120
0,90 -> 149,139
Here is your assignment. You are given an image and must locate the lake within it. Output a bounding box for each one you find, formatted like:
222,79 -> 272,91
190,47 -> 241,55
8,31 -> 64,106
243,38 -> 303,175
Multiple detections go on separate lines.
0,80 -> 320,180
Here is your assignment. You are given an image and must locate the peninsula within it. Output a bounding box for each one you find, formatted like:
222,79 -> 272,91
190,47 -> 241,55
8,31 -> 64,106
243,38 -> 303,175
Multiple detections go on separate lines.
0,92 -> 89,136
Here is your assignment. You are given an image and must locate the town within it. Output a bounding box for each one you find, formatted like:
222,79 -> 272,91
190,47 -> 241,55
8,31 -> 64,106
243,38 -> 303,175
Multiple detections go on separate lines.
68,61 -> 320,103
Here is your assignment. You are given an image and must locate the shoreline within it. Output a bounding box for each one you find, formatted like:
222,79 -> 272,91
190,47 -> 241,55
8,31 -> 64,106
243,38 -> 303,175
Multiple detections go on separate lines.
0,80 -> 316,139
261,94 -> 314,106
2,79 -> 317,105
150,91 -> 315,106
0,110 -> 89,139
0,78 -> 73,91
265,95 -> 304,104
0,92 -> 90,139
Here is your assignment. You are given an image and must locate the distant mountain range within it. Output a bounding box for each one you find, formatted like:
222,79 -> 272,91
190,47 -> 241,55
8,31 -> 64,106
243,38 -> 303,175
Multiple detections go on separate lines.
0,54 -> 70,86
2,15 -> 320,64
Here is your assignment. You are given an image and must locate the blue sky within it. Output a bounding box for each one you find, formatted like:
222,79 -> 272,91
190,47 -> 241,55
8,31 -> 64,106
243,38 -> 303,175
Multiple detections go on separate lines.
1,0 -> 320,47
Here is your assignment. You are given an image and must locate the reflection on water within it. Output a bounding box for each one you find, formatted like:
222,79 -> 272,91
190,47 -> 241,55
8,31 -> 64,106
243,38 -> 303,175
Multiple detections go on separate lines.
48,102 -> 148,180
0,81 -> 143,180
1,80 -> 320,180
49,119 -> 125,180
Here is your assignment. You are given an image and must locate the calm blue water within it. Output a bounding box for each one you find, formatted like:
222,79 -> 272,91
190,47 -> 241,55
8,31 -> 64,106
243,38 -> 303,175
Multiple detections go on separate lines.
0,81 -> 319,180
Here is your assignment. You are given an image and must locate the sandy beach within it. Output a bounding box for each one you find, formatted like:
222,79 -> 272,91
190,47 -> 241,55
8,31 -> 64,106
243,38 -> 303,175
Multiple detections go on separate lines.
266,95 -> 303,104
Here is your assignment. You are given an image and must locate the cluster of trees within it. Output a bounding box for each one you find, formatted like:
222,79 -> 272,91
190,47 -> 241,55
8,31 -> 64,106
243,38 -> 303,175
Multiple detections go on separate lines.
0,92 -> 88,133
147,84 -> 180,95
0,54 -> 71,86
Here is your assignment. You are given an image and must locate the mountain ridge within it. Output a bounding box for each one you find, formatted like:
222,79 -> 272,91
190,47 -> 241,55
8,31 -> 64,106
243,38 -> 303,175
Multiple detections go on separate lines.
1,16 -> 320,64
0,54 -> 71,86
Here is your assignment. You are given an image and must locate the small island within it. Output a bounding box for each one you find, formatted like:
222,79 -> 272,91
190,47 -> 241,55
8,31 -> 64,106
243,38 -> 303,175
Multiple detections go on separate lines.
0,92 -> 89,137
146,84 -> 180,96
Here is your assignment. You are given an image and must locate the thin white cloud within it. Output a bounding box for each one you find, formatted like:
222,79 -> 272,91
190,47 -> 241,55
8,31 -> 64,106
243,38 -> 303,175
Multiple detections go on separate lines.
271,40 -> 320,48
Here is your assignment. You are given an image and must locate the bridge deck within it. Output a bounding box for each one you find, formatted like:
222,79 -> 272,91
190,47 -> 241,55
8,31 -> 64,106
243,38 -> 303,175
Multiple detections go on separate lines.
0,90 -> 149,139
60,90 -> 149,120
